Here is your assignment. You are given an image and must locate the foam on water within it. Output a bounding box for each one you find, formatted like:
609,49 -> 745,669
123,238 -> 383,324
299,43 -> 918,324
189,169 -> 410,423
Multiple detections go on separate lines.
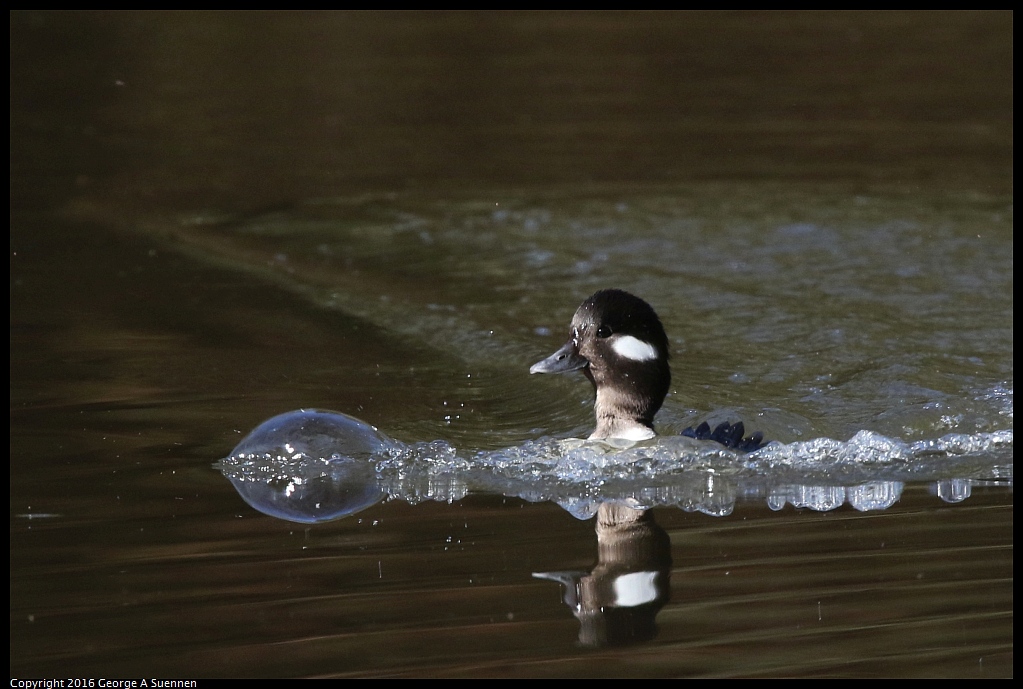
219,405 -> 1012,523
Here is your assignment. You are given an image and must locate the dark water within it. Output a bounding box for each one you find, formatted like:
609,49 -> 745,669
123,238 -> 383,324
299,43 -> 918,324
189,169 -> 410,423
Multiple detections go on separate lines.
10,11 -> 1012,678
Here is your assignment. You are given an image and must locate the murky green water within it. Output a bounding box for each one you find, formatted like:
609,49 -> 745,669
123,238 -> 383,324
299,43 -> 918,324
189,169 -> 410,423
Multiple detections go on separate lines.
11,11 -> 1011,677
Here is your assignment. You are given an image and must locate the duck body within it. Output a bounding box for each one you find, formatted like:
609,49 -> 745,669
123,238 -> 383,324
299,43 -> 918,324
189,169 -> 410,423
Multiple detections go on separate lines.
531,288 -> 765,451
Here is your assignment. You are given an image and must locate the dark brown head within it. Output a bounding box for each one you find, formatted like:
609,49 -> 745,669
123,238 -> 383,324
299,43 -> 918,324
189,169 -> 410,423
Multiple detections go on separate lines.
530,289 -> 671,440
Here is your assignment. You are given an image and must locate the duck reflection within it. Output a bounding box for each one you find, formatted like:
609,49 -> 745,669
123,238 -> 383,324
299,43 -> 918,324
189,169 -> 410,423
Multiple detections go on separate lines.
535,502 -> 672,647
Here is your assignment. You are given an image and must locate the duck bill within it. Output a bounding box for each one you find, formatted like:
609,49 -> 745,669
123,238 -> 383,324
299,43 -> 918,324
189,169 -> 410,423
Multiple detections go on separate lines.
529,339 -> 588,374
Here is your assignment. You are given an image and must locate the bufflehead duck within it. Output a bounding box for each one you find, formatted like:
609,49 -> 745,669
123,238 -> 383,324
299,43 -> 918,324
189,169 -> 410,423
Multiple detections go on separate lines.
530,289 -> 765,450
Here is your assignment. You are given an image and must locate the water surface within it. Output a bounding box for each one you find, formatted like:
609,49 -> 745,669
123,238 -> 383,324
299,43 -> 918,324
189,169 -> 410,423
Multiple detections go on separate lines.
10,11 -> 1012,677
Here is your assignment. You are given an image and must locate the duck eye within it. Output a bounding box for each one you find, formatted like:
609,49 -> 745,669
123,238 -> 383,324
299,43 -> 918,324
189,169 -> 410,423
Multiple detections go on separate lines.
596,325 -> 612,338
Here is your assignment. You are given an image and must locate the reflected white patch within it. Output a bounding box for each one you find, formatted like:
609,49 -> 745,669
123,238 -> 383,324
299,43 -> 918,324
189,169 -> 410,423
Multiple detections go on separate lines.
611,335 -> 658,362
613,571 -> 659,607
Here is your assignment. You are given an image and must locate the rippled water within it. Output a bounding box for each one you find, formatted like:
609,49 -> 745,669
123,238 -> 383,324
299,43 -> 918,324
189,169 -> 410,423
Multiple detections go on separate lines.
152,186 -> 1013,444
193,188 -> 1012,501
11,11 -> 1012,678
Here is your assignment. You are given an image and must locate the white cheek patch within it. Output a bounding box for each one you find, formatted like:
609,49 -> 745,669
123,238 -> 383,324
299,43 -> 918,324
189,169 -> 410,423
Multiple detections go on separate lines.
611,335 -> 659,362
613,571 -> 659,607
